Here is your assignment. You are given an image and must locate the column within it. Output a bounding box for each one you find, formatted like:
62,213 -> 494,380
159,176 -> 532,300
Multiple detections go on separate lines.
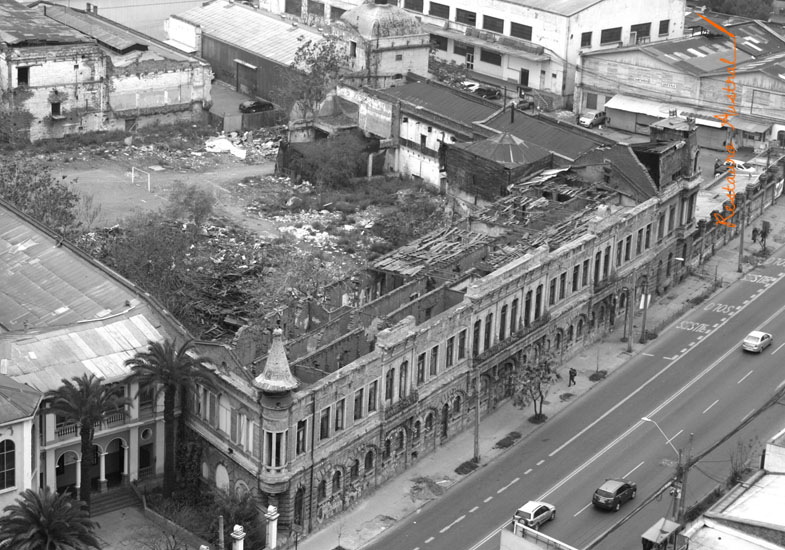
129,426 -> 139,482
75,458 -> 82,494
154,422 -> 166,475
99,452 -> 107,492
231,525 -> 246,550
265,505 -> 280,549
122,443 -> 130,485
129,382 -> 139,421
45,449 -> 57,492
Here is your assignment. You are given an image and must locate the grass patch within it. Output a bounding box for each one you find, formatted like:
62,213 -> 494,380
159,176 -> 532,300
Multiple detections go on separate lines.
528,414 -> 547,424
560,392 -> 575,401
494,431 -> 522,449
455,460 -> 479,475
589,370 -> 607,382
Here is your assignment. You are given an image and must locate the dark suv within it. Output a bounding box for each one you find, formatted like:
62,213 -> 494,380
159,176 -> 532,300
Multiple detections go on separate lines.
592,479 -> 637,511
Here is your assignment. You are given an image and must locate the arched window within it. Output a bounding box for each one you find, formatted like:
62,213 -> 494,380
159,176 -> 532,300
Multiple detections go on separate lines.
577,318 -> 584,337
383,439 -> 391,460
385,368 -> 395,401
317,479 -> 327,500
667,253 -> 673,276
396,431 -> 404,451
425,413 -> 433,431
0,440 -> 15,490
413,420 -> 421,441
399,361 -> 408,399
454,396 -> 461,413
364,450 -> 374,471
294,487 -> 305,525
332,470 -> 342,494
351,459 -> 360,480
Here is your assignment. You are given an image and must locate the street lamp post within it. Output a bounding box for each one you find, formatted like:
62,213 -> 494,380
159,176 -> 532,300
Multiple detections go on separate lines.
642,417 -> 693,524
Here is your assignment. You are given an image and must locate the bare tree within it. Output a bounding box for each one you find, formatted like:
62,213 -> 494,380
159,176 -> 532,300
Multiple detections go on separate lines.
514,353 -> 557,422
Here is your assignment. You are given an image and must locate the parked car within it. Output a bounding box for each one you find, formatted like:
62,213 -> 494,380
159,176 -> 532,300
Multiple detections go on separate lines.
514,501 -> 556,529
460,80 -> 481,93
723,159 -> 756,175
592,479 -> 637,511
742,330 -> 773,353
239,99 -> 275,113
474,86 -> 502,100
578,110 -> 607,128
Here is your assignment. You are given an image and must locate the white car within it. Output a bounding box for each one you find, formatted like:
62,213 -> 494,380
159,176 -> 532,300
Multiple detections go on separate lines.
723,160 -> 756,175
578,110 -> 607,128
742,330 -> 773,353
514,500 -> 556,529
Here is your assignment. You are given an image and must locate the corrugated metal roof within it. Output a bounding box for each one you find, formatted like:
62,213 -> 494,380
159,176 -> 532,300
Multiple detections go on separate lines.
454,132 -> 550,165
175,0 -> 323,66
0,0 -> 93,45
0,203 -> 137,331
0,373 -> 41,424
3,314 -> 164,392
494,0 -> 603,17
382,82 -> 498,126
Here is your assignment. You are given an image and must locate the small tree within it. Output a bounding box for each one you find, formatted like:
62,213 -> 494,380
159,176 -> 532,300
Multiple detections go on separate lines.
166,182 -> 216,231
288,132 -> 367,188
515,354 -> 556,422
429,56 -> 468,88
274,37 -> 347,127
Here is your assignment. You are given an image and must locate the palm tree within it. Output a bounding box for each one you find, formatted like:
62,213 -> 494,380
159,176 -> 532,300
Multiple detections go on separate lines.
125,339 -> 211,498
46,374 -> 130,509
0,488 -> 101,550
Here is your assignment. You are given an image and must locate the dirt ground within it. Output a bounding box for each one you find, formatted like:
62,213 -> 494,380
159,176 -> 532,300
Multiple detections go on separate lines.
54,155 -> 282,238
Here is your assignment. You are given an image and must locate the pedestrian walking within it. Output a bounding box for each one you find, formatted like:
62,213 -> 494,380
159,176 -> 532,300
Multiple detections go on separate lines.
752,227 -> 759,243
568,367 -> 577,387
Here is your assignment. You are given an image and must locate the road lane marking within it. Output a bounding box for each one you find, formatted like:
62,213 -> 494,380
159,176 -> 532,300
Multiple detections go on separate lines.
703,399 -> 719,414
469,506 -> 479,513
773,343 -> 785,355
574,502 -> 593,517
663,355 -> 678,360
548,269 -> 785,459
497,477 -> 519,493
536,459 -> 545,466
643,352 -> 654,356
472,270 -> 785,550
524,468 -> 533,475
440,515 -> 467,533
737,370 -> 753,384
741,409 -> 755,422
624,461 -> 645,478
666,430 -> 683,447
484,496 -> 493,503
425,537 -> 434,543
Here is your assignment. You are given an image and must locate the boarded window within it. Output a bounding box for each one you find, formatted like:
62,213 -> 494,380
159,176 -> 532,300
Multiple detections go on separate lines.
630,22 -> 651,40
429,1 -> 449,18
17,67 -> 29,87
483,15 -> 503,33
581,31 -> 592,47
404,0 -> 423,12
456,8 -> 476,26
284,0 -> 300,16
600,27 -> 622,44
453,42 -> 470,56
480,49 -> 501,66
307,0 -> 324,16
659,19 -> 670,35
510,22 -> 532,41
431,34 -> 448,51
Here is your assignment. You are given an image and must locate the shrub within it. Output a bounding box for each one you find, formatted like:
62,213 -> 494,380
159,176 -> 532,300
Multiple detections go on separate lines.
455,460 -> 479,475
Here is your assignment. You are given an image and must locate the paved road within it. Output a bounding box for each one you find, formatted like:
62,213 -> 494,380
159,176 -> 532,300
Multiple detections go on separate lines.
366,252 -> 785,550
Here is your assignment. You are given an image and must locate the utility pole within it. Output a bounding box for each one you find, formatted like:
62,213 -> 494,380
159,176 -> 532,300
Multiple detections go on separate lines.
737,192 -> 746,273
677,433 -> 694,524
639,276 -> 649,344
472,356 -> 481,463
671,448 -> 684,522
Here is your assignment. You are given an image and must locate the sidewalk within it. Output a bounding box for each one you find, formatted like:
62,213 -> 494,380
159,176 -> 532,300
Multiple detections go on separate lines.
298,188 -> 785,550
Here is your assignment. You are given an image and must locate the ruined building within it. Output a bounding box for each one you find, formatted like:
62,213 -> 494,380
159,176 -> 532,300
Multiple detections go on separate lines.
0,0 -> 212,142
187,122 -> 702,542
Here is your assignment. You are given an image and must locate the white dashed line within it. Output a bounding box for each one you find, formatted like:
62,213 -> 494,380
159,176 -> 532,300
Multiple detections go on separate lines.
680,348 -> 689,353
741,409 -> 755,422
469,506 -> 479,513
663,356 -> 678,360
536,459 -> 545,466
574,502 -> 593,517
642,352 -> 654,357
440,515 -> 466,533
624,461 -> 645,478
778,379 -> 785,390
498,478 -> 520,493
703,399 -> 719,414
524,468 -> 533,475
773,343 -> 785,355
737,370 -> 753,384
666,430 -> 682,447
484,496 -> 493,503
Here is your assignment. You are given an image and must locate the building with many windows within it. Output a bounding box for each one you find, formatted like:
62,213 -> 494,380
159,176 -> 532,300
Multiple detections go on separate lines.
186,119 -> 701,542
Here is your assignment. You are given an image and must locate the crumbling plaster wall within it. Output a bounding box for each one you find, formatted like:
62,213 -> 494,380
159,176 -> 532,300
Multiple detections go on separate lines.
108,61 -> 211,112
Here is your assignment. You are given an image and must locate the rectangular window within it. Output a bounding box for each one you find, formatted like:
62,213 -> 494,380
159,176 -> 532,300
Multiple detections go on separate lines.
510,22 -> 532,41
480,49 -> 502,66
296,420 -> 307,455
350,41 -> 357,58
456,8 -> 476,26
658,214 -> 665,241
510,300 -> 518,334
395,53 -> 403,61
431,34 -> 448,51
429,1 -> 449,18
17,67 -> 29,87
354,389 -> 364,420
417,353 -> 426,383
573,265 -> 580,291
659,19 -> 670,35
320,407 -> 330,440
616,241 -> 623,266
586,92 -> 598,110
252,423 -> 261,458
559,273 -> 566,300
581,31 -> 592,47
368,381 -> 378,412
549,279 -> 557,305
404,0 -> 423,12
484,313 -> 493,349
453,41 -> 469,57
430,346 -> 438,375
446,337 -> 455,367
630,22 -> 651,40
473,320 -> 481,356
51,103 -> 62,117
483,15 -> 504,33
582,259 -> 590,286
230,410 -> 239,443
625,235 -> 632,261
335,399 -> 345,431
645,223 -> 652,248
307,0 -> 324,16
636,229 -> 644,255
499,306 -> 507,340
600,27 -> 622,44
604,245 -> 611,278
385,369 -> 394,401
458,329 -> 467,359
669,206 -> 676,232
